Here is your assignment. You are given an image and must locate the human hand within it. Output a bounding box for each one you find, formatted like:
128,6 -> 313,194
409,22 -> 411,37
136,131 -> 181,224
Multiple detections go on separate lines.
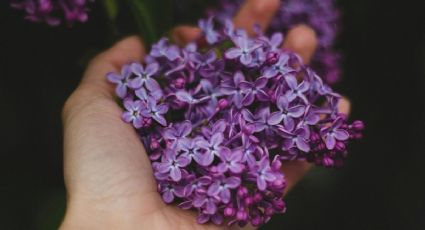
60,0 -> 350,229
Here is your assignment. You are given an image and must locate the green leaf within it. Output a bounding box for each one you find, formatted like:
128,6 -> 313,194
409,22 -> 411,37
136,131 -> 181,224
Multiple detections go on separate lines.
126,0 -> 158,46
104,0 -> 119,20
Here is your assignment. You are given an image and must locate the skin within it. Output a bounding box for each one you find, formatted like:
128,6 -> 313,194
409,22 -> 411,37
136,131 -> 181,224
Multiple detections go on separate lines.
60,0 -> 350,229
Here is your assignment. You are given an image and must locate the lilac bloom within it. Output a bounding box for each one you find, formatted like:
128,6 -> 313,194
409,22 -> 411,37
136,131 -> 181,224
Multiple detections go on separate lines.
162,121 -> 192,148
260,32 -> 283,51
247,48 -> 267,68
159,181 -> 185,203
199,17 -> 220,44
279,127 -> 311,152
285,75 -> 310,103
276,95 -> 306,131
197,213 -> 223,225
238,117 -> 259,144
157,150 -> 190,181
122,100 -> 146,129
106,64 -> 132,99
239,77 -> 269,106
242,108 -> 284,133
143,98 -> 168,126
207,176 -> 241,203
235,142 -> 257,168
150,38 -> 180,61
183,176 -> 212,197
129,62 -> 160,90
225,35 -> 261,65
193,193 -> 219,215
217,148 -> 245,174
135,87 -> 163,102
220,71 -> 246,109
177,138 -> 205,166
253,157 -> 276,191
201,119 -> 227,138
262,53 -> 292,78
189,50 -> 217,70
320,117 -> 350,150
197,133 -> 224,166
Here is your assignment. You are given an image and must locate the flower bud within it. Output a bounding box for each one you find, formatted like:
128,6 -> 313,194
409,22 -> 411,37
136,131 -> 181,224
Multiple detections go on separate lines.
253,192 -> 263,202
244,196 -> 253,206
236,210 -> 248,221
266,52 -> 279,65
322,156 -> 334,167
174,77 -> 186,89
335,141 -> 346,151
237,186 -> 248,198
218,98 -> 229,109
251,215 -> 263,227
224,206 -> 236,217
352,120 -> 365,131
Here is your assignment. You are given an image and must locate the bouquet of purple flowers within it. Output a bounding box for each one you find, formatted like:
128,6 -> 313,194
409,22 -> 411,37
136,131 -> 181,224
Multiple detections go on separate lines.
106,18 -> 364,227
208,0 -> 342,85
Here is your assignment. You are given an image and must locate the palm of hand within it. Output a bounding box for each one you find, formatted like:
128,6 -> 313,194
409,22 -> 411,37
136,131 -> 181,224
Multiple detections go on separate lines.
62,80 -> 250,229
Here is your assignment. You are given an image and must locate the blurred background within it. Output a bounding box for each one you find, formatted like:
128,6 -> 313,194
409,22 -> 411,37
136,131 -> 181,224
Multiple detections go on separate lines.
1,0 -> 424,229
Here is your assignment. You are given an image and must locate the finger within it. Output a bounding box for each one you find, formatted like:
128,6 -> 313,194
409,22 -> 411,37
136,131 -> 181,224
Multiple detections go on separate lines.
282,97 -> 351,194
172,26 -> 201,47
63,36 -> 145,122
173,0 -> 281,45
82,36 -> 145,87
283,24 -> 318,64
233,0 -> 281,35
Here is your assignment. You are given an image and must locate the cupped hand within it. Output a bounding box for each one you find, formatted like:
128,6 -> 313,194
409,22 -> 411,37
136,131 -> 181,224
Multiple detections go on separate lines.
60,0 -> 350,229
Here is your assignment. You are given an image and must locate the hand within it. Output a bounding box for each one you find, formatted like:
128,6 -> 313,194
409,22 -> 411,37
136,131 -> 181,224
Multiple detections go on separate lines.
60,0 -> 350,229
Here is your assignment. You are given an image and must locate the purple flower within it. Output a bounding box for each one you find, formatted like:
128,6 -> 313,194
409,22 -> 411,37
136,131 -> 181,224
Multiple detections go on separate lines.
107,19 -> 363,226
239,77 -> 269,106
183,176 -> 212,197
320,117 -> 350,150
197,133 -> 224,166
159,181 -> 185,203
225,35 -> 261,65
279,127 -> 311,152
157,150 -> 190,181
189,50 -> 217,71
199,17 -> 220,44
242,108 -> 283,133
276,95 -> 306,131
217,148 -> 245,174
130,62 -> 160,90
207,176 -> 241,203
150,38 -> 180,61
201,120 -> 227,138
252,157 -> 276,191
145,98 -> 168,126
221,71 -> 246,109
262,53 -> 292,78
11,0 -> 91,26
285,76 -> 310,103
193,193 -> 219,215
107,64 -> 132,99
122,100 -> 147,129
162,121 -> 192,148
177,138 -> 205,166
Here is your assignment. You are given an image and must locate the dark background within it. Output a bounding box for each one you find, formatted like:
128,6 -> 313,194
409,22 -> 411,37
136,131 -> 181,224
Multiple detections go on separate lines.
1,0 -> 424,229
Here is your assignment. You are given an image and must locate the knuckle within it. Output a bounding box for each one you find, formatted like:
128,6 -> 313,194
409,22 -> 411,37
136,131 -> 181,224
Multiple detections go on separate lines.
287,25 -> 318,51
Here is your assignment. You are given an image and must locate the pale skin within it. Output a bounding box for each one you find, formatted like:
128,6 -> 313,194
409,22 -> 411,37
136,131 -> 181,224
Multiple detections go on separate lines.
60,0 -> 350,229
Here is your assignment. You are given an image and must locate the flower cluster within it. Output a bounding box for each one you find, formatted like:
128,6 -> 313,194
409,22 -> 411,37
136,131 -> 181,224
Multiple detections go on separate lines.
207,0 -> 342,84
11,0 -> 93,26
107,18 -> 363,227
